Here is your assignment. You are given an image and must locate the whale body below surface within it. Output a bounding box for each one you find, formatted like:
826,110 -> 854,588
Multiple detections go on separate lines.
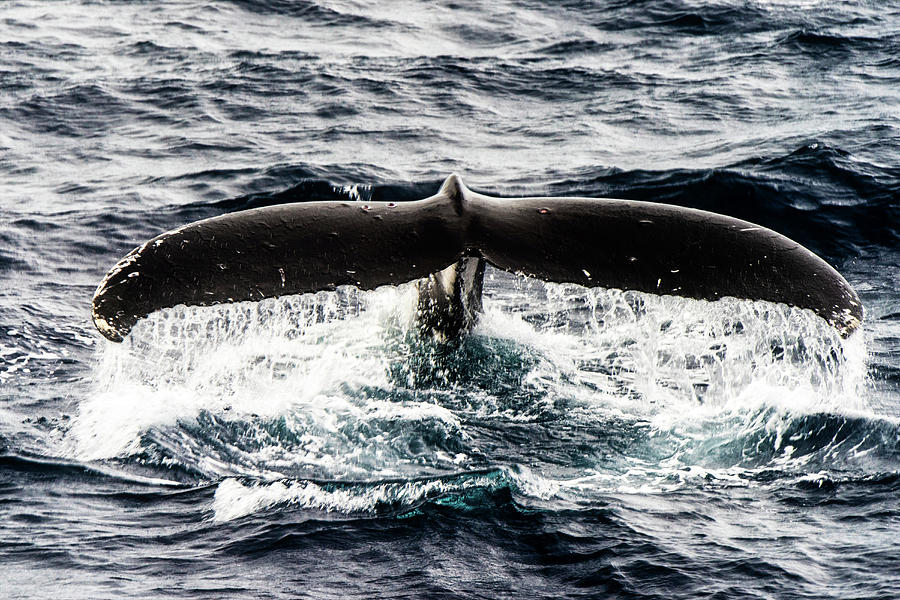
92,174 -> 862,342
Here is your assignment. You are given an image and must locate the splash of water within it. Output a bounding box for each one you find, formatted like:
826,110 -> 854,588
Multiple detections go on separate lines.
74,269 -> 877,520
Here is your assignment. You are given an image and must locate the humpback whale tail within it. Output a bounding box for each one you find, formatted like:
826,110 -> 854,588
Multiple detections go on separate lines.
92,174 -> 862,342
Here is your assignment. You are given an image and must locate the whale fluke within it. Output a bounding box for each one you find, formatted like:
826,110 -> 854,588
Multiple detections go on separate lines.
92,174 -> 862,342
415,257 -> 485,342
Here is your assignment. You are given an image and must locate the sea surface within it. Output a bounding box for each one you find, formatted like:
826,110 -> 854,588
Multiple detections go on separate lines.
1,1 -> 899,598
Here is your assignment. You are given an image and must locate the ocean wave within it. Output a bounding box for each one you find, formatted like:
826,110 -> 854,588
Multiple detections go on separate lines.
224,0 -> 394,27
776,29 -> 898,55
210,468 -> 524,522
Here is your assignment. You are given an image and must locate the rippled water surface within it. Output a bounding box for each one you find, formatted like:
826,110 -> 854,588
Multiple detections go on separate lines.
2,1 -> 899,598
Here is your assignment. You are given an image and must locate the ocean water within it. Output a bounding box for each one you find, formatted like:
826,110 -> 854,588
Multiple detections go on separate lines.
1,1 -> 899,598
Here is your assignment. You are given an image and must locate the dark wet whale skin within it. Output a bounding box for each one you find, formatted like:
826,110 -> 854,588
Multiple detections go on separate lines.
92,174 -> 861,342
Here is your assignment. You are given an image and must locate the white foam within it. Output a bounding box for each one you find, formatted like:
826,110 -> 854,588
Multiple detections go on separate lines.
73,286 -> 417,459
77,273 -> 872,509
212,471 -> 490,522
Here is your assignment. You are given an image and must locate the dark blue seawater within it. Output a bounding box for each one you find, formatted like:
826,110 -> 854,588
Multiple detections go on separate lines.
2,1 -> 899,598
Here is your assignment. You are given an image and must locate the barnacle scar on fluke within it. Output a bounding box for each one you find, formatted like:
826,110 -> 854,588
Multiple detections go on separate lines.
92,173 -> 862,342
